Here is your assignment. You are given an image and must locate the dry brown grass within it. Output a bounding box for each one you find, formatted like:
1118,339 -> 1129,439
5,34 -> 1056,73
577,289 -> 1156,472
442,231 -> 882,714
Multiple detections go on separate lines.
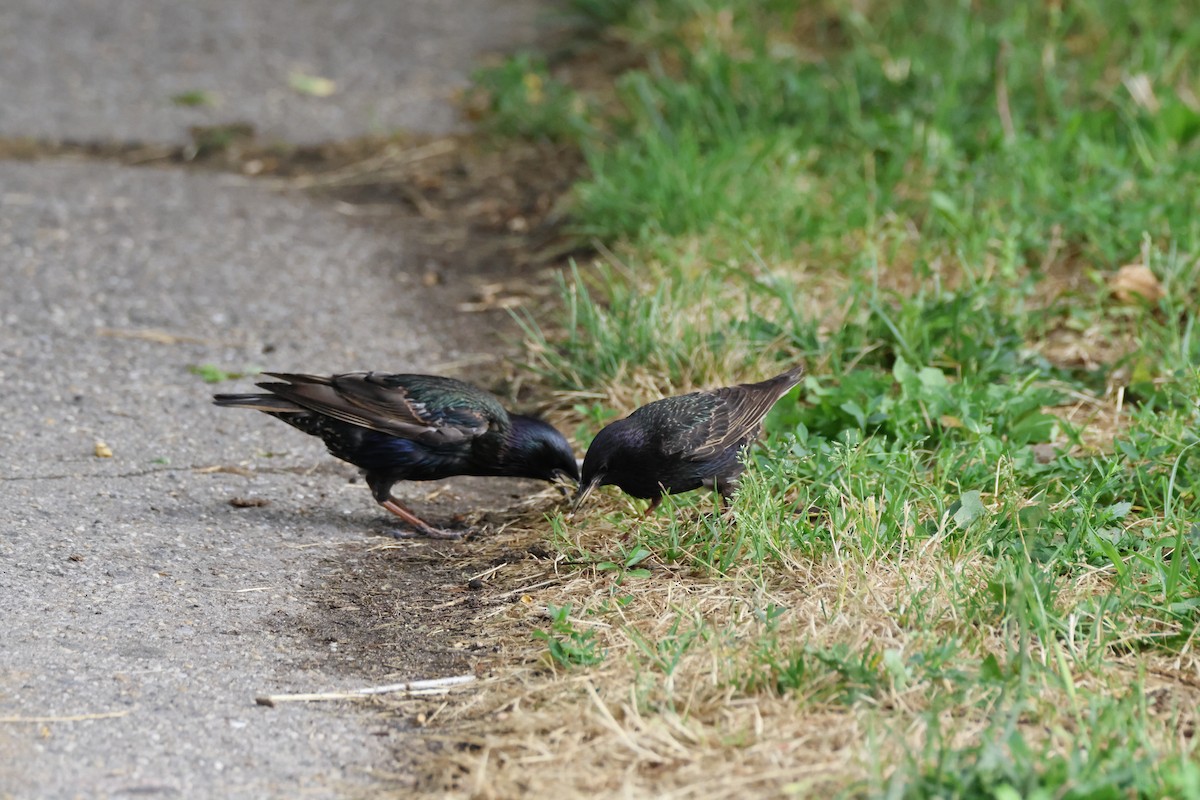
367,498 -> 1199,799
406,538 -> 962,797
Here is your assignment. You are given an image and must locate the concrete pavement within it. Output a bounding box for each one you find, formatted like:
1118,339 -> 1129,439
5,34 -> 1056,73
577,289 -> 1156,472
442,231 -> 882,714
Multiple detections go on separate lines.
0,1 -> 561,797
0,0 -> 550,144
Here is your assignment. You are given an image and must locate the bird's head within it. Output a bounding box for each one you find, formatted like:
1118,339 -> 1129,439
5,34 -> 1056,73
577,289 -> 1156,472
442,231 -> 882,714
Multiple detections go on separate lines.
507,415 -> 580,489
573,417 -> 639,511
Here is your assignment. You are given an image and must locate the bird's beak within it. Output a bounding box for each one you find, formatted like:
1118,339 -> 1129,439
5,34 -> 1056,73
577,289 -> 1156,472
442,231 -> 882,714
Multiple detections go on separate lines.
550,469 -> 576,497
571,476 -> 602,514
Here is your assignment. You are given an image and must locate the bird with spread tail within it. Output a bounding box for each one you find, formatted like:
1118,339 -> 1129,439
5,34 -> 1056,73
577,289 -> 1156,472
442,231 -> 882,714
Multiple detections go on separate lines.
214,372 -> 579,539
574,364 -> 804,514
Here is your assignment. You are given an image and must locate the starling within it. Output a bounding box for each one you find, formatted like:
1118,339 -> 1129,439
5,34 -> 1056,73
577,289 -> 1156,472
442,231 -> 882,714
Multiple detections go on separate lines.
574,364 -> 804,514
214,372 -> 579,539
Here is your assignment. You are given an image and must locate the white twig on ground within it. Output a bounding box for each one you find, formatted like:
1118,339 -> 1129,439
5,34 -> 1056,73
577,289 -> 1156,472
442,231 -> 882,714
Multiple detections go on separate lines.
255,674 -> 476,706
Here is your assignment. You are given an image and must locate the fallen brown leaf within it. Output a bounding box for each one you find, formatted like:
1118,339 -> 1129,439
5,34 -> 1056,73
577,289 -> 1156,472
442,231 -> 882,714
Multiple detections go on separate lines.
1109,264 -> 1164,304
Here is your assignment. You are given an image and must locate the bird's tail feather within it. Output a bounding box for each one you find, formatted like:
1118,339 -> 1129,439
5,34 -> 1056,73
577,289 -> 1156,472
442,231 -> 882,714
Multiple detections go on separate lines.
759,362 -> 805,396
260,372 -> 332,386
212,393 -> 305,414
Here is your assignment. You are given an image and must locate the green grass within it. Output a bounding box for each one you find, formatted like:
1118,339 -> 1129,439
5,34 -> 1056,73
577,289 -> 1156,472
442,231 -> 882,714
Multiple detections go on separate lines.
533,604 -> 607,667
187,363 -> 259,383
467,1 -> 1200,796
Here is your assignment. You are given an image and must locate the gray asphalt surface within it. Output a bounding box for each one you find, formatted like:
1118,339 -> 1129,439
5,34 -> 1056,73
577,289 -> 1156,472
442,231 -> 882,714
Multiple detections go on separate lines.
0,0 -> 550,144
0,1 -> 558,797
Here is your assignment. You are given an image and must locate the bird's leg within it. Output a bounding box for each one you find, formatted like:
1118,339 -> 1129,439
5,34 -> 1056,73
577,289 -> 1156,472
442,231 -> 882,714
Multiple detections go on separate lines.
367,473 -> 466,540
642,496 -> 662,517
379,497 -> 466,541
707,474 -> 740,520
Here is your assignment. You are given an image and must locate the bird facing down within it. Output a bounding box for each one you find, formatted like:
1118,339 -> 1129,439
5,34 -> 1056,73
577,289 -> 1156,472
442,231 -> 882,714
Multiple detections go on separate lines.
214,372 -> 579,539
575,364 -> 804,514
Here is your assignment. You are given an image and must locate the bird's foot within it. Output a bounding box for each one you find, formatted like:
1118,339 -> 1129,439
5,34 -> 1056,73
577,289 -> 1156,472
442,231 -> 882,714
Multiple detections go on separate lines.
378,495 -> 470,540
384,524 -> 470,541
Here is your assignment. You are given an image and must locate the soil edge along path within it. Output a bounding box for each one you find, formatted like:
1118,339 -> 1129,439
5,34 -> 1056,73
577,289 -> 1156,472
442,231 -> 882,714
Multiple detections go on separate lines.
0,1 -> 561,797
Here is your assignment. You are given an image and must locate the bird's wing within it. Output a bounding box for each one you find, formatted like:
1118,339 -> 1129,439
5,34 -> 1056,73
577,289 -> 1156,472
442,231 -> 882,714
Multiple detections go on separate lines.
658,365 -> 804,460
258,372 -> 506,445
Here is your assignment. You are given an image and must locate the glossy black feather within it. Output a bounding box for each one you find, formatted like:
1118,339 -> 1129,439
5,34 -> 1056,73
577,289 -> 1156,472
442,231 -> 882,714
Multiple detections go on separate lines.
214,372 -> 579,532
577,364 -> 803,505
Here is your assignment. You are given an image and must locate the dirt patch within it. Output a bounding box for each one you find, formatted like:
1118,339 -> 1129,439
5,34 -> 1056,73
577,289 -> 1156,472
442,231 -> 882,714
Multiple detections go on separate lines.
288,479 -> 568,681
295,506 -> 566,794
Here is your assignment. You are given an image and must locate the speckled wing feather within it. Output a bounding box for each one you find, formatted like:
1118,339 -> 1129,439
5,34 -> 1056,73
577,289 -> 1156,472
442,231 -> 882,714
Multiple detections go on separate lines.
257,372 -> 508,446
655,364 -> 804,460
